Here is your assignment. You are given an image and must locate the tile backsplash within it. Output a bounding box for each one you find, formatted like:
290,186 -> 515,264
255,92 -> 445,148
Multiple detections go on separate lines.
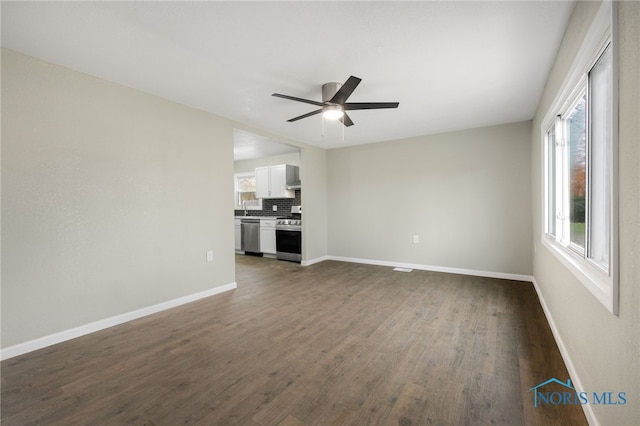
234,190 -> 301,217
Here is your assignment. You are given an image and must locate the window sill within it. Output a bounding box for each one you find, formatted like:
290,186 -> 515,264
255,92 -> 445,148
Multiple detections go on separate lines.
541,237 -> 617,315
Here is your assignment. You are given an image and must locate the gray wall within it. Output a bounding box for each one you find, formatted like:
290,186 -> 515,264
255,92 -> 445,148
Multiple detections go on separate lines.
1,49 -> 236,348
326,121 -> 532,276
531,2 -> 639,424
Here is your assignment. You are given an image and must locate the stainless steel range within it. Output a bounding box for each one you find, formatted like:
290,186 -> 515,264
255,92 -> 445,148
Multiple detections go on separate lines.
275,206 -> 302,263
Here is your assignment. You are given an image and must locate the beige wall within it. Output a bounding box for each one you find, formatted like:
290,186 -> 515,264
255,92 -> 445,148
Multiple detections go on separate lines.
326,121 -> 532,276
531,2 -> 639,424
300,146 -> 328,263
1,49 -> 236,348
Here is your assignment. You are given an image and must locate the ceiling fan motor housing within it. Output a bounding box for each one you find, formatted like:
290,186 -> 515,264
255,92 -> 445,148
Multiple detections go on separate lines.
322,82 -> 342,104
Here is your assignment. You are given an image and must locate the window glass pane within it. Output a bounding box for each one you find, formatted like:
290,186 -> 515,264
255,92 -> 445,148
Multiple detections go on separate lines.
567,95 -> 586,249
546,125 -> 556,236
588,45 -> 612,271
240,191 -> 258,204
238,176 -> 256,192
235,174 -> 261,209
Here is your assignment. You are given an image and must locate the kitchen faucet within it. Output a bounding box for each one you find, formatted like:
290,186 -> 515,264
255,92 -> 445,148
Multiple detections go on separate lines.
242,201 -> 248,216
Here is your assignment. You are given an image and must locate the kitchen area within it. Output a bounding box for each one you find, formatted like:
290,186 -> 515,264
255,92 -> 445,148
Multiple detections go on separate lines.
233,130 -> 303,263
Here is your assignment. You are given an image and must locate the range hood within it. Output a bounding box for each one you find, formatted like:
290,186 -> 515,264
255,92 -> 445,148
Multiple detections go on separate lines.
284,181 -> 301,190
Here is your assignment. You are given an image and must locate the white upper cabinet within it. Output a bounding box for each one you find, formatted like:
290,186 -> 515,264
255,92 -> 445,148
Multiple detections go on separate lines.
255,164 -> 299,199
255,166 -> 271,199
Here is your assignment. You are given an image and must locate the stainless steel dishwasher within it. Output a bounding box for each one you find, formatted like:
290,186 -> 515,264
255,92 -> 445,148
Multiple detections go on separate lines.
240,218 -> 262,255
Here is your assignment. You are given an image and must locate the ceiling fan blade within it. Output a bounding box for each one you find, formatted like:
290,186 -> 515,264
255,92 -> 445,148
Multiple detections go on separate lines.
272,93 -> 324,107
287,109 -> 323,122
329,76 -> 362,105
340,112 -> 354,127
344,102 -> 399,110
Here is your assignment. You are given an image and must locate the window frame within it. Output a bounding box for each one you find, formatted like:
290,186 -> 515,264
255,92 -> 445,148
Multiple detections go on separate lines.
540,1 -> 618,315
234,172 -> 263,210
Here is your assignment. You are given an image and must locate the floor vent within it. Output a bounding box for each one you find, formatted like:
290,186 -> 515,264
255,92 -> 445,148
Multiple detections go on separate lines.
393,267 -> 413,272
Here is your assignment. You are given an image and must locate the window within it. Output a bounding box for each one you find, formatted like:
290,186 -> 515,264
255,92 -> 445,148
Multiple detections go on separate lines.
567,92 -> 587,251
542,1 -> 617,314
588,46 -> 613,272
234,172 -> 262,210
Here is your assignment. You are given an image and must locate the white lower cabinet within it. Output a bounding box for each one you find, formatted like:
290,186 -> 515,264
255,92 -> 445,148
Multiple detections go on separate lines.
260,219 -> 276,254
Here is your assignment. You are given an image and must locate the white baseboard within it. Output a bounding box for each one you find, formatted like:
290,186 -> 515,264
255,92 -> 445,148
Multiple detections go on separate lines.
301,255 -> 330,266
530,277 -> 598,426
326,255 -> 534,282
0,282 -> 237,361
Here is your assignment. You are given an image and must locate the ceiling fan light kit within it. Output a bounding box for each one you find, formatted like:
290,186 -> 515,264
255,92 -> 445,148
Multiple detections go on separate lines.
272,76 -> 399,128
322,105 -> 344,120
321,83 -> 344,120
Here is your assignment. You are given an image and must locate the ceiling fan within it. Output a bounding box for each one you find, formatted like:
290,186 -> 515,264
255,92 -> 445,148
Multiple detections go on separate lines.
272,76 -> 399,127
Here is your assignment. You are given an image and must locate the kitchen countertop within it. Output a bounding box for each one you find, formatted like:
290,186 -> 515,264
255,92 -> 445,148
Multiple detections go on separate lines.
234,216 -> 280,220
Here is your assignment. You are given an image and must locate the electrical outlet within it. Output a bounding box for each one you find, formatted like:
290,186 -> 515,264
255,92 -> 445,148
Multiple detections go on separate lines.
206,250 -> 213,262
272,205 -> 277,212
413,235 -> 420,244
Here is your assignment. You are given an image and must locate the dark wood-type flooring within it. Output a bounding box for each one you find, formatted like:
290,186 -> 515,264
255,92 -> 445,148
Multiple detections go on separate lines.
1,255 -> 587,425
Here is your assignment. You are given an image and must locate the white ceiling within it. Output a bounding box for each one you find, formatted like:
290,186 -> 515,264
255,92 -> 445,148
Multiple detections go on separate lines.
234,129 -> 299,161
1,1 -> 575,149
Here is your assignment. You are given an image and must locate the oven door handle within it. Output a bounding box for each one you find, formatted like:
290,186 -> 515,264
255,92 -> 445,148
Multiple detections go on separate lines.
276,226 -> 302,232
